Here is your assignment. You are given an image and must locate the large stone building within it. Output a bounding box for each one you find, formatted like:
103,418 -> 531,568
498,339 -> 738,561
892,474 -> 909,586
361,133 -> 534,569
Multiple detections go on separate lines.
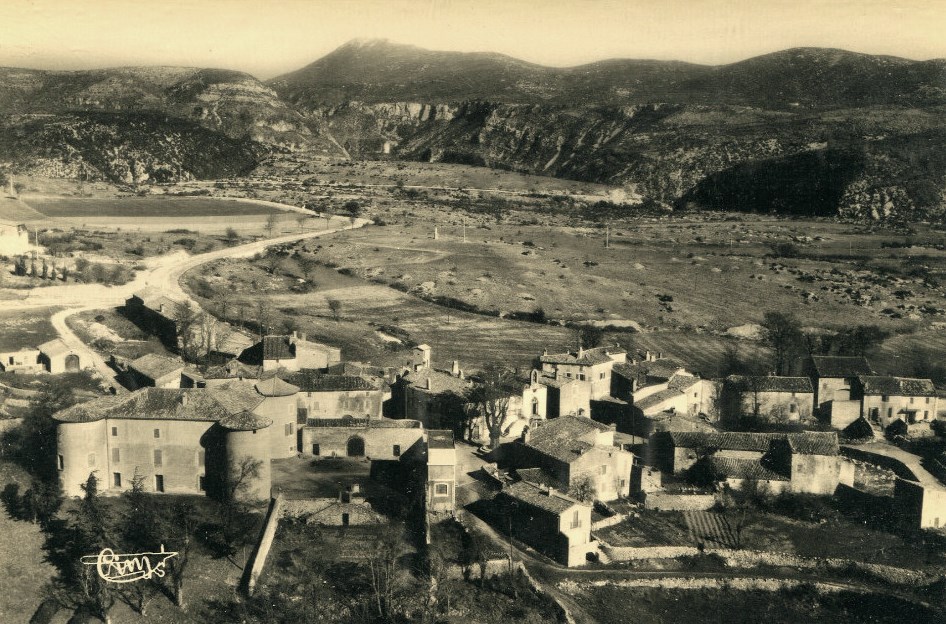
805,356 -> 873,412
238,333 -> 341,372
125,289 -> 184,350
652,430 -> 843,495
508,415 -> 634,502
54,383 -> 281,501
721,375 -> 815,424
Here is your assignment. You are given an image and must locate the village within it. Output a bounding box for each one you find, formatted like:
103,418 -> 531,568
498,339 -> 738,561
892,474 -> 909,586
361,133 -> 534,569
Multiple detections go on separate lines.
4,223 -> 946,622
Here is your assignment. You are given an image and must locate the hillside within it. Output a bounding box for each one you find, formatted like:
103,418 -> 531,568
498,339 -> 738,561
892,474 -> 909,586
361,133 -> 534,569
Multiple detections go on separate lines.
1,41 -> 944,220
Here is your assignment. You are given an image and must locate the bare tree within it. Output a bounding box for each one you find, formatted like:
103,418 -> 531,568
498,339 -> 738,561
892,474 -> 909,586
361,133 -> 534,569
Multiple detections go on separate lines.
467,365 -> 517,449
265,213 -> 279,238
174,301 -> 201,360
567,474 -> 597,502
366,525 -> 404,621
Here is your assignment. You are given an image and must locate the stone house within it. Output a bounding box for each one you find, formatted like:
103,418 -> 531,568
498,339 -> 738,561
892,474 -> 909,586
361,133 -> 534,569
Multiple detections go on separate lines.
651,430 -> 842,495
54,383 -> 281,501
123,353 -> 187,389
805,355 -> 873,412
426,430 -> 457,515
632,374 -> 716,418
466,369 -> 549,444
238,332 -> 341,372
301,417 -> 425,460
493,481 -> 594,567
721,375 -> 815,423
854,376 -> 938,432
508,415 -> 634,502
0,348 -> 43,373
398,362 -> 471,430
536,371 -> 590,419
38,338 -> 83,374
539,345 -> 627,401
286,371 -> 388,421
611,351 -> 688,401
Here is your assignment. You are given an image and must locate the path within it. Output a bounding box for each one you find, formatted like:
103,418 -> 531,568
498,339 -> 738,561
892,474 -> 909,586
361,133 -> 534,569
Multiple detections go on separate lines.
3,216 -> 368,390
843,442 -> 946,490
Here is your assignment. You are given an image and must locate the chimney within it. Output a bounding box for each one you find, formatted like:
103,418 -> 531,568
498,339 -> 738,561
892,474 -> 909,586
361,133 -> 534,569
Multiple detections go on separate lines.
459,370 -> 465,380
578,347 -> 585,358
543,348 -> 548,356
452,360 -> 460,376
292,330 -> 298,339
179,393 -> 188,406
300,332 -> 307,342
425,377 -> 432,390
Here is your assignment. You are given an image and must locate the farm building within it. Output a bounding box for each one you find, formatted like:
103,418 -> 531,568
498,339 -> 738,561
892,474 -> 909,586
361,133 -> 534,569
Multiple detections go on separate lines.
301,417 -> 425,459
539,345 -> 627,401
37,338 -> 83,374
854,376 -> 937,434
0,348 -> 43,373
426,430 -> 457,515
536,370 -> 590,419
493,480 -> 595,566
507,415 -> 634,502
611,351 -> 688,401
125,289 -> 185,349
286,370 -> 388,420
651,430 -> 842,495
894,477 -> 946,529
465,369 -> 548,445
397,360 -> 471,429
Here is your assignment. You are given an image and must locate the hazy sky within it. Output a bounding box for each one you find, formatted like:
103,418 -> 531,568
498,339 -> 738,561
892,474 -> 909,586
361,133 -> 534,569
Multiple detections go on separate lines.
1,0 -> 944,78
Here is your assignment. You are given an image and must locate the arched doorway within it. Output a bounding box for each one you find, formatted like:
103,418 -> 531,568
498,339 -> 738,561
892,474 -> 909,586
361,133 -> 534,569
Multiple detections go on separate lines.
64,354 -> 80,372
346,436 -> 365,457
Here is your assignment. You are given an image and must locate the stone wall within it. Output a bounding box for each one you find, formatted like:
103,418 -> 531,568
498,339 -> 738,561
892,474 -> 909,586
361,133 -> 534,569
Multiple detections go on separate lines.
243,495 -> 283,595
281,497 -> 384,525
301,423 -> 424,460
642,492 -> 716,511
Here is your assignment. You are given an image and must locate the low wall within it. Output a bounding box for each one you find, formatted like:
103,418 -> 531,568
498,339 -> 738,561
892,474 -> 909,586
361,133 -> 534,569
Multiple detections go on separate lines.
591,513 -> 625,531
242,494 -> 284,595
841,446 -> 920,481
643,492 -> 715,511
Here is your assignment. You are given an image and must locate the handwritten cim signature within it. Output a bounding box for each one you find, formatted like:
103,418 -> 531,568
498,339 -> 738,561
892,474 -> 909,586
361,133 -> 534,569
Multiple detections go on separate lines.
80,546 -> 179,583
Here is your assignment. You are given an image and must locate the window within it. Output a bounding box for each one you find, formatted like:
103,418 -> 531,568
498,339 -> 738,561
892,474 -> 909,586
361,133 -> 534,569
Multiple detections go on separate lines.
926,397 -> 932,404
342,512 -> 350,526
565,372 -> 572,378
888,407 -> 893,418
57,454 -> 64,470
577,374 -> 586,381
881,394 -> 889,402
113,472 -> 122,488
925,411 -> 930,419
600,372 -> 606,380
435,483 -> 449,495
111,426 -> 118,437
154,475 -> 165,493
112,448 -> 120,463
312,444 -> 320,456
910,397 -> 915,404
393,444 -> 401,457
7,356 -> 12,365
789,404 -> 797,413
532,398 -> 539,415
297,407 -> 308,424
620,479 -> 627,489
198,475 -> 206,491
154,449 -> 162,467
153,428 -> 161,439
88,453 -> 96,467
571,510 -> 581,529
599,465 -> 607,475
198,450 -> 205,467
285,423 -> 293,436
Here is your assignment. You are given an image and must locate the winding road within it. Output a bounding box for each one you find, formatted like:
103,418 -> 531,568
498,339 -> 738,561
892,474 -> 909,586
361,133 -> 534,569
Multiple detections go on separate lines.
2,215 -> 368,391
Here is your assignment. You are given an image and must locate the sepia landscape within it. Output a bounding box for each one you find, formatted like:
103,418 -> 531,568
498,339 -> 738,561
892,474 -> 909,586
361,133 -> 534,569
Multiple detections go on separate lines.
2,2 -> 946,623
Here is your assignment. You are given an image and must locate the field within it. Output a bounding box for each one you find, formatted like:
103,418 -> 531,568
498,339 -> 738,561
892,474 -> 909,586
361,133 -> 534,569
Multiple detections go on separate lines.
0,306 -> 60,351
22,196 -> 286,218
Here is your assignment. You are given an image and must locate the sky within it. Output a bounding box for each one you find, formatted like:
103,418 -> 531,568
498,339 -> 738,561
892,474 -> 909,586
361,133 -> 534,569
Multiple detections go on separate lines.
1,0 -> 944,79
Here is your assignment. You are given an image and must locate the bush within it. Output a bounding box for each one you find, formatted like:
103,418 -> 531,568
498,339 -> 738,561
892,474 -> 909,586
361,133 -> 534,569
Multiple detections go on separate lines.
769,241 -> 802,258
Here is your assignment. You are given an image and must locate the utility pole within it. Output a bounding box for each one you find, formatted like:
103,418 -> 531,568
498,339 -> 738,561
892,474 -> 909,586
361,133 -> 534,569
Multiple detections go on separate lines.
434,226 -> 439,241
605,223 -> 610,249
462,221 -> 467,243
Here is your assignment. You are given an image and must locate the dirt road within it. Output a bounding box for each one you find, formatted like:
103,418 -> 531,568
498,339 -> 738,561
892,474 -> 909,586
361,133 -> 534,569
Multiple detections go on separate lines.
3,216 -> 367,390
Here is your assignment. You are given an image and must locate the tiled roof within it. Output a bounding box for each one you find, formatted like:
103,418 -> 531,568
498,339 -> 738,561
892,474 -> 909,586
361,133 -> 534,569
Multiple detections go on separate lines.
613,358 -> 684,383
535,373 -> 578,389
516,467 -> 559,489
635,388 -> 683,412
667,374 -> 699,392
499,481 -> 585,515
539,345 -> 625,366
726,375 -> 814,394
526,415 -> 612,464
254,377 -> 300,397
202,359 -> 262,380
664,431 -> 839,456
858,376 -> 935,397
810,356 -> 873,378
131,288 -> 185,317
37,338 -> 72,357
286,371 -> 379,392
219,410 -> 273,431
128,353 -> 184,381
214,327 -> 255,356
306,417 -> 421,428
54,383 -> 266,424
427,430 -> 455,449
263,335 -> 295,360
402,367 -> 471,395
708,456 -> 789,481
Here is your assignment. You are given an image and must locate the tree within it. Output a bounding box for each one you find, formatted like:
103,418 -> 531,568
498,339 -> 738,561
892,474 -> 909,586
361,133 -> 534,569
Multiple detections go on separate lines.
567,474 -> 597,503
224,226 -> 239,242
265,213 -> 279,237
167,502 -> 197,608
174,301 -> 201,360
71,473 -> 116,624
760,311 -> 805,375
118,470 -> 159,616
327,298 -> 342,322
297,254 -> 318,284
466,365 -> 517,449
577,325 -> 604,349
343,200 -> 362,217
365,525 -> 404,621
